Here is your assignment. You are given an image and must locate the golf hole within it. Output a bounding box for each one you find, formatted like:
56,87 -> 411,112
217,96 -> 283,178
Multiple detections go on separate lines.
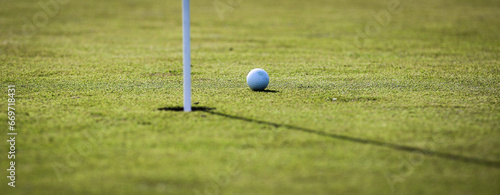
157,106 -> 216,112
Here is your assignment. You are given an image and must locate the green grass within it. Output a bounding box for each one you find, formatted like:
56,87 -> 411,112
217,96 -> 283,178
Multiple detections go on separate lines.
1,0 -> 499,194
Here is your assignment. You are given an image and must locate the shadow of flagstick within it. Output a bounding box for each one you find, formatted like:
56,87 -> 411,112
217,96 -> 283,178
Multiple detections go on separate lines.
203,110 -> 500,169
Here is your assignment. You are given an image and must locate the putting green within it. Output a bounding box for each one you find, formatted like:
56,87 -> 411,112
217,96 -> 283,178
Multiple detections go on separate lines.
1,0 -> 499,194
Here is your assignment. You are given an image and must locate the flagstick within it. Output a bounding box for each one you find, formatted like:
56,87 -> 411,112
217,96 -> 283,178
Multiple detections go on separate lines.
182,0 -> 191,112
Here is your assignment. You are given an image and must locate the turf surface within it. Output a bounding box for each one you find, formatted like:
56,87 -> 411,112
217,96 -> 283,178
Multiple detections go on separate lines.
1,0 -> 499,194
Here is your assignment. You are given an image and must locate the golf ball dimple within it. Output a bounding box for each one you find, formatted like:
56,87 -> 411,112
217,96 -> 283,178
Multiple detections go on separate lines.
247,68 -> 269,91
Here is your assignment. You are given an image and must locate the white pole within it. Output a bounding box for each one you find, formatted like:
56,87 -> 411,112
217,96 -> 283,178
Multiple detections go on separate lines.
182,0 -> 191,112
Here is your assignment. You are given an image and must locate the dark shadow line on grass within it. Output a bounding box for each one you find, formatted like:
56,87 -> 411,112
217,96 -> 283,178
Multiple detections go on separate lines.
203,110 -> 500,169
256,89 -> 279,93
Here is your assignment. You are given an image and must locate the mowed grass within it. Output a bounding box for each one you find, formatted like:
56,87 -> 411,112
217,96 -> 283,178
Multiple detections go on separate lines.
1,0 -> 499,194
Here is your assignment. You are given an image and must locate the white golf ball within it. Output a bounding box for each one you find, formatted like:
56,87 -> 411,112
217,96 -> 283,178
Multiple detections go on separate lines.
246,68 -> 269,91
